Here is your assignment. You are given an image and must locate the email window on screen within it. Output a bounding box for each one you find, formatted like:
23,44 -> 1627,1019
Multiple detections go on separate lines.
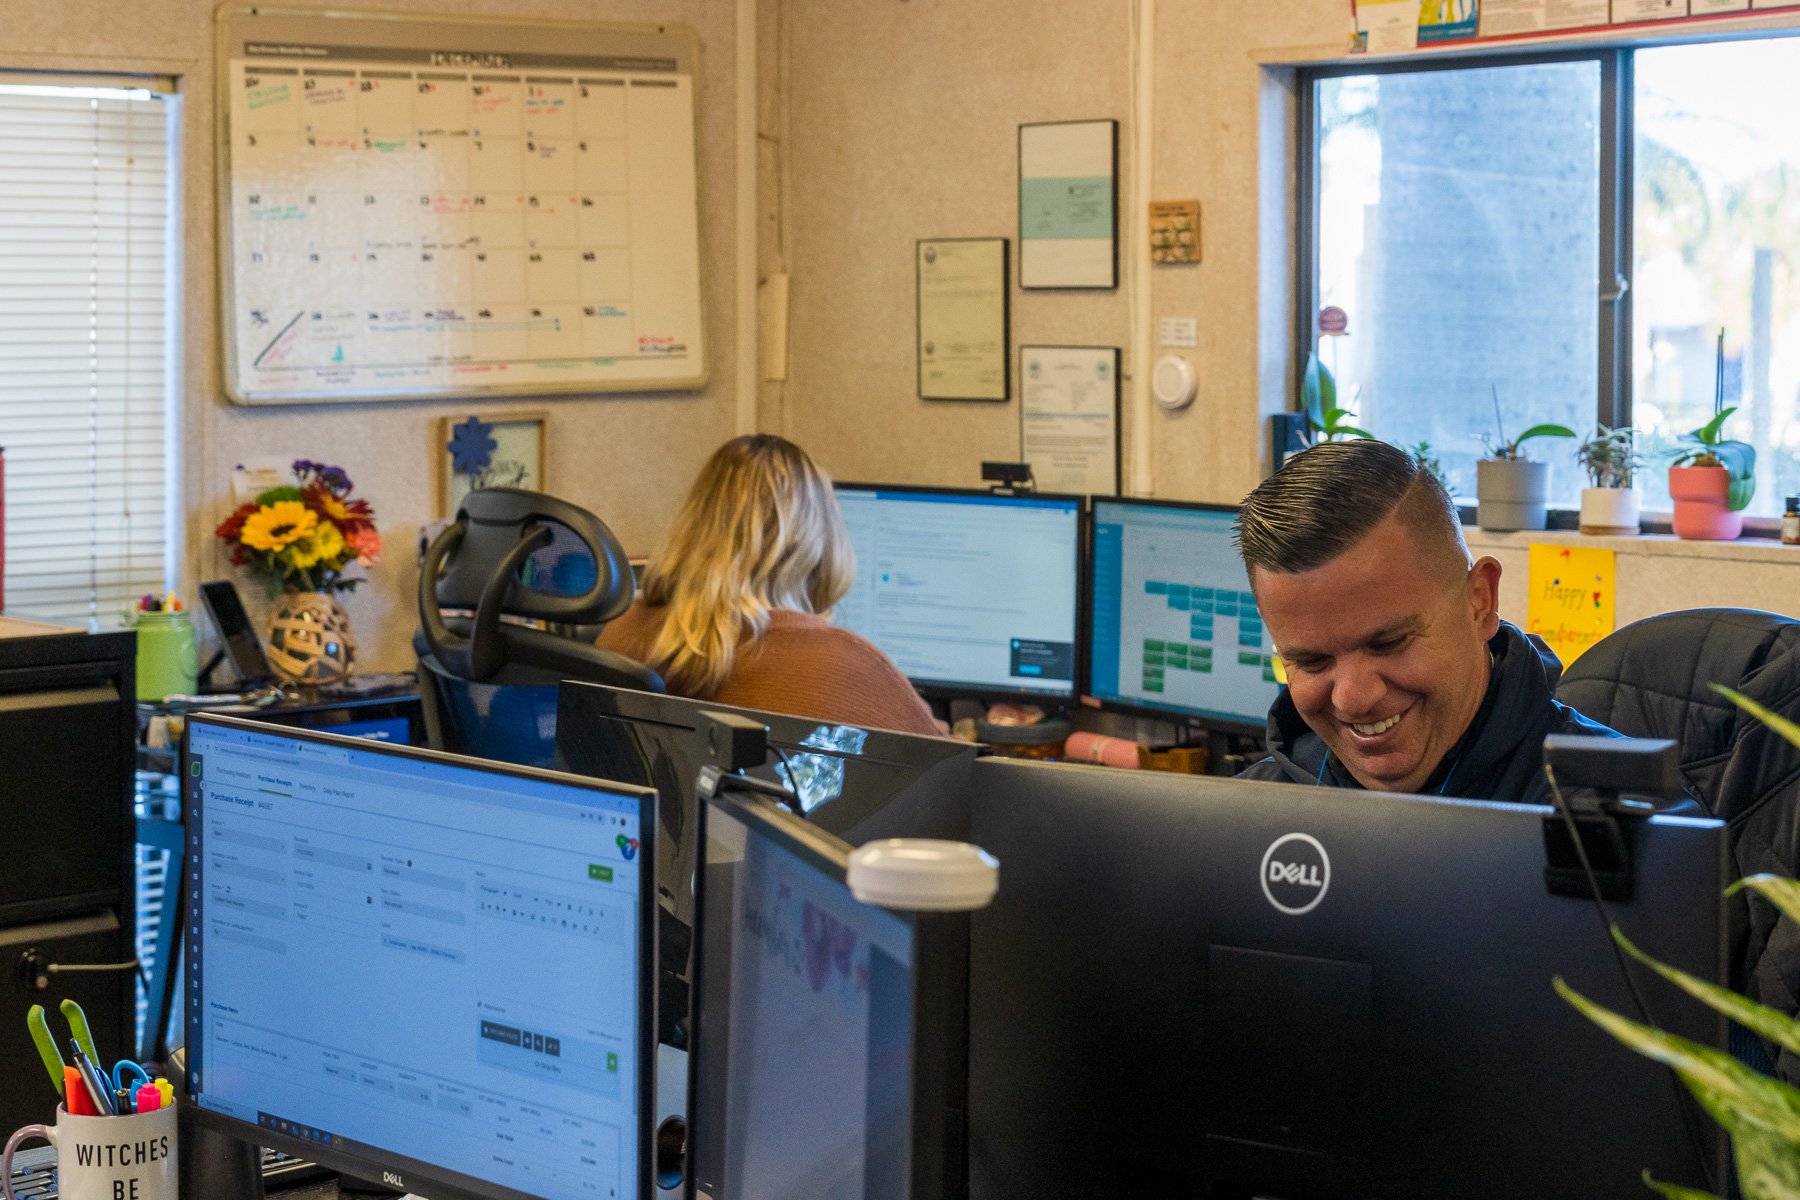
835,491 -> 1078,695
189,724 -> 643,1200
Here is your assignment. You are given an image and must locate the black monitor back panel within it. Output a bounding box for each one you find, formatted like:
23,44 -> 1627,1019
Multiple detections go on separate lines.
965,757 -> 1727,1200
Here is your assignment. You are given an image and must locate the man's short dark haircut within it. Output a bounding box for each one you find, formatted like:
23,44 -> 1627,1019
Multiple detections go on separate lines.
1234,440 -> 1469,580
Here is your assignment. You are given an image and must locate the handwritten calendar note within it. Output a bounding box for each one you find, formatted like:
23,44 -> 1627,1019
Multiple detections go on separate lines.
1527,543 -> 1616,667
219,7 -> 706,403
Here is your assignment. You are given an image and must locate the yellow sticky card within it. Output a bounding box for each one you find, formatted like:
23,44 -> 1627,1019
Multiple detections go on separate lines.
1271,655 -> 1289,686
1526,544 -> 1616,667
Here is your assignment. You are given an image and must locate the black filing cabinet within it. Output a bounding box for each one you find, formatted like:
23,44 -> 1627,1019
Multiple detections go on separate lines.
0,621 -> 136,1133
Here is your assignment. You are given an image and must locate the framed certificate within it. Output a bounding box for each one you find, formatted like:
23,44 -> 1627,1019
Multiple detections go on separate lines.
1020,345 -> 1122,494
917,238 -> 1010,401
1018,119 -> 1118,289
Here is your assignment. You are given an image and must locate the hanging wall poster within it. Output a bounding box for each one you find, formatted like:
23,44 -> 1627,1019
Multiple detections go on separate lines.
1018,120 -> 1117,289
1526,543 -> 1616,668
1418,0 -> 1480,41
1019,346 -> 1121,495
917,238 -> 1009,401
1612,0 -> 1688,20
1480,0 -> 1611,33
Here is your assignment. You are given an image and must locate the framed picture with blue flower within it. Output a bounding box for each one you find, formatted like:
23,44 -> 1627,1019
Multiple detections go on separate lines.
434,411 -> 549,518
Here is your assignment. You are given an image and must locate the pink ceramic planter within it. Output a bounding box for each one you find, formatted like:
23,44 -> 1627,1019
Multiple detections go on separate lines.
1669,465 -> 1743,540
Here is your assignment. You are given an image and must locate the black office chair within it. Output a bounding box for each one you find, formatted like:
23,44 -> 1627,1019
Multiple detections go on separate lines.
1557,607 -> 1800,1082
415,488 -> 663,768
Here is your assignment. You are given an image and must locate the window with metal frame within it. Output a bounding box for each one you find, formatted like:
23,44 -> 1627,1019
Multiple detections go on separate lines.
1305,37 -> 1800,524
0,77 -> 180,623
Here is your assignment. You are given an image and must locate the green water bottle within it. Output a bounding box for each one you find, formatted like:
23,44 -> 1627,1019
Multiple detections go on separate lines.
134,609 -> 198,701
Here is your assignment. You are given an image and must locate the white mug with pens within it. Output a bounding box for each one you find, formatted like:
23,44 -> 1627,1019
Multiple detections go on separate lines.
3,1000 -> 178,1200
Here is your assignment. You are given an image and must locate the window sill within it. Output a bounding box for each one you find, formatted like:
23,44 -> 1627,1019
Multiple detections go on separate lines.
1464,525 -> 1800,567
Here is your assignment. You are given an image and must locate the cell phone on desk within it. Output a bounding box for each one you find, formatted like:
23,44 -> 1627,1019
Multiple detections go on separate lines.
198,579 -> 275,688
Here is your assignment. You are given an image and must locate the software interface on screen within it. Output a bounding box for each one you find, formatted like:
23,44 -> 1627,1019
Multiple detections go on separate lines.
711,808 -> 914,1197
833,488 -> 1081,696
1088,500 -> 1283,726
186,720 -> 646,1200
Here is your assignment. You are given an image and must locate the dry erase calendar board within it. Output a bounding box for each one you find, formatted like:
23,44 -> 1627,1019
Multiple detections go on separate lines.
216,6 -> 706,404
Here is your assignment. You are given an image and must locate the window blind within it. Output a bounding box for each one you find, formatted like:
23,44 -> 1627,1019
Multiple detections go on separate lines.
0,83 -> 177,625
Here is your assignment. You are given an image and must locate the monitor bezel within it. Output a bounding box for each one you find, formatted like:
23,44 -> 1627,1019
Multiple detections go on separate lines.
832,481 -> 1090,703
685,785 -> 964,1200
181,712 -> 658,1200
1082,494 -> 1275,736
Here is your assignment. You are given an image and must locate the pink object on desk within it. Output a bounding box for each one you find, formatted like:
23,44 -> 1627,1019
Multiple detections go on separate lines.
1063,731 -> 1142,769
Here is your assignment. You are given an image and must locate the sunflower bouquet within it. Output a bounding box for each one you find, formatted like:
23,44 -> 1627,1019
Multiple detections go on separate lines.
214,460 -> 382,596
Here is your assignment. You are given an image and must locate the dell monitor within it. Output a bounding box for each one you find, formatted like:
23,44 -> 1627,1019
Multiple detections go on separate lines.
183,714 -> 656,1200
686,784 -> 964,1200
965,757 -> 1727,1199
1086,497 -> 1282,731
832,484 -> 1084,700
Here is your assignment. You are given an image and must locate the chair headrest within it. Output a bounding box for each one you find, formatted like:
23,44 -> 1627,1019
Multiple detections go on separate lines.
418,488 -> 636,682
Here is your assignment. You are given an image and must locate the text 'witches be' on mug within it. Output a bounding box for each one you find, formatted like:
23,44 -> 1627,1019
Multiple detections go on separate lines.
3,1103 -> 178,1200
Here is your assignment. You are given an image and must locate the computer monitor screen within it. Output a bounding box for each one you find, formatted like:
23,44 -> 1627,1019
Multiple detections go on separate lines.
1086,497 -> 1282,729
965,758 -> 1727,1199
688,789 -> 962,1200
832,484 -> 1083,698
183,714 -> 655,1200
555,681 -> 978,1050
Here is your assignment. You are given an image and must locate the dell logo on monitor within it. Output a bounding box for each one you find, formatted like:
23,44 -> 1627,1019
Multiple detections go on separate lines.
1260,832 -> 1330,915
383,1172 -> 405,1188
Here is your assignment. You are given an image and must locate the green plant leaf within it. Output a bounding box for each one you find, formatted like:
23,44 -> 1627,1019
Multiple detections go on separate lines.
1300,352 -> 1330,433
1515,423 -> 1578,446
1695,406 -> 1740,446
1712,440 -> 1758,511
1732,1120 -> 1800,1200
1323,406 -> 1351,423
1554,977 -> 1800,1139
1334,425 -> 1375,440
1727,876 -> 1800,933
1611,926 -> 1800,1058
1642,1172 -> 1722,1200
254,485 -> 305,505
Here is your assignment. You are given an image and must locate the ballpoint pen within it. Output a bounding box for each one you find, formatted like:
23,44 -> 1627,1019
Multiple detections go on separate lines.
68,1040 -> 116,1116
26,1005 -> 65,1099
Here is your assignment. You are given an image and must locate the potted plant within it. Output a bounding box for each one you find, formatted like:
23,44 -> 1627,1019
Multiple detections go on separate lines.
1670,406 -> 1756,541
1574,424 -> 1642,536
1476,388 -> 1576,532
1299,352 -> 1374,445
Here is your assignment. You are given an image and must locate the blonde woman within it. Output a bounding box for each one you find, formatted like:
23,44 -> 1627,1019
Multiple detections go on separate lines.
597,435 -> 939,736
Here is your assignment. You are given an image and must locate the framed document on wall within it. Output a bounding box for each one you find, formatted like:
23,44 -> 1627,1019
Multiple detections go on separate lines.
1018,119 -> 1118,289
917,238 -> 1010,401
1020,345 -> 1121,494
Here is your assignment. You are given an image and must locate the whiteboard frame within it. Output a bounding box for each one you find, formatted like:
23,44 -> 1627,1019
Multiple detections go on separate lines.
214,3 -> 709,405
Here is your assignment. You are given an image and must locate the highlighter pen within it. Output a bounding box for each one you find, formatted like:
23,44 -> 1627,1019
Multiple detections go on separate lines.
135,1084 -> 161,1113
63,1068 -> 88,1116
154,1077 -> 174,1108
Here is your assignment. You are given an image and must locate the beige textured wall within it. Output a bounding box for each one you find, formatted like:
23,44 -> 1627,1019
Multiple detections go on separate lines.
1,0 -> 745,670
774,0 -> 1133,488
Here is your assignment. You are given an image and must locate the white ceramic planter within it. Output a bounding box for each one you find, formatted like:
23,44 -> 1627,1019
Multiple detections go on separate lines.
1477,459 -> 1551,532
1579,487 -> 1640,536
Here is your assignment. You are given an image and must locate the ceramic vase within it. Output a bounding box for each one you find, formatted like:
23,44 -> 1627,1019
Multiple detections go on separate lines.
265,590 -> 356,685
1669,465 -> 1743,541
1476,459 -> 1551,532
1578,487 -> 1640,536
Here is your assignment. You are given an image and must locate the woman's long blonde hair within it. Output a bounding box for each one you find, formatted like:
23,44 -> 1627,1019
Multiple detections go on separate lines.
640,435 -> 854,697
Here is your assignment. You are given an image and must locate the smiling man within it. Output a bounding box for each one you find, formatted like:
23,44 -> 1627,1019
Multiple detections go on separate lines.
1233,440 -> 1616,803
